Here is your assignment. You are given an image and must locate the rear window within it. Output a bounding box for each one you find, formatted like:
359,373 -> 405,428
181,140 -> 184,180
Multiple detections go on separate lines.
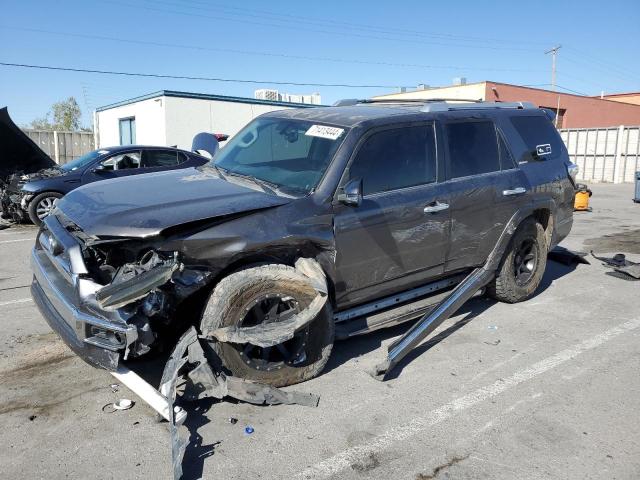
510,115 -> 564,162
445,120 -> 500,179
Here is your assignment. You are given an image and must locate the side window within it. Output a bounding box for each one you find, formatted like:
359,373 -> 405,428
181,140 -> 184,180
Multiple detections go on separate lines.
445,120 -> 500,179
102,152 -> 141,171
348,125 -> 436,196
497,130 -> 517,169
510,115 -> 564,162
141,150 -> 180,168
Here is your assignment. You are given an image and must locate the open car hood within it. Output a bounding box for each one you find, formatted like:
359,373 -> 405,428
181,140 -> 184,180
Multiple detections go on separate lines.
56,166 -> 293,238
0,107 -> 56,179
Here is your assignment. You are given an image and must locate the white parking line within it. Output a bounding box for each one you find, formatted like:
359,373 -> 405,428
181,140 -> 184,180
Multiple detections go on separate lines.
0,238 -> 34,244
0,298 -> 32,307
298,317 -> 640,479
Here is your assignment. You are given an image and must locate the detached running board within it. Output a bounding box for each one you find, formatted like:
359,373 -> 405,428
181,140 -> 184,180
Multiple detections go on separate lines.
372,211 -> 525,381
372,268 -> 494,380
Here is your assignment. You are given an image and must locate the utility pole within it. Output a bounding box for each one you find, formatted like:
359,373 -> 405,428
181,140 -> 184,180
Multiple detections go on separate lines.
545,45 -> 562,91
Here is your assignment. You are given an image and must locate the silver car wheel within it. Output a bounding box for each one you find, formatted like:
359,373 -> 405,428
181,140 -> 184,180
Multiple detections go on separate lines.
35,196 -> 58,220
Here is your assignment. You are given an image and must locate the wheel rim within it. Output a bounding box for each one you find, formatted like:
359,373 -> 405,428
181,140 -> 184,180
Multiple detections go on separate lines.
513,238 -> 538,286
236,294 -> 309,372
35,196 -> 58,220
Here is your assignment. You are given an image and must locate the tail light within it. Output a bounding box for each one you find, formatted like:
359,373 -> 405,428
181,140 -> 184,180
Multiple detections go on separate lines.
214,133 -> 229,142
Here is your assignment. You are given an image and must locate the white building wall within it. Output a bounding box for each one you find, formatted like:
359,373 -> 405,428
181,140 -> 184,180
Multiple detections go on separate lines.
163,96 -> 293,150
96,97 -> 167,148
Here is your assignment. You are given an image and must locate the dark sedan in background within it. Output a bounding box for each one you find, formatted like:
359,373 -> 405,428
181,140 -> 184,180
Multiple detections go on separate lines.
0,107 -> 210,225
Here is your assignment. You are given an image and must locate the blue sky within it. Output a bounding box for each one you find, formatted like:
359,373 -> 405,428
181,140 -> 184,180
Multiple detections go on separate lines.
1,0 -> 639,128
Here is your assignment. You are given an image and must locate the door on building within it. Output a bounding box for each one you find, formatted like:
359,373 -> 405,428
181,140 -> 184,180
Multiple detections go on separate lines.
119,117 -> 136,145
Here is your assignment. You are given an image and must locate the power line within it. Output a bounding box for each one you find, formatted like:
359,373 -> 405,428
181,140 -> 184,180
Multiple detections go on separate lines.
156,0 -> 549,47
0,61 -> 412,89
0,25 -> 543,74
103,0 -> 539,53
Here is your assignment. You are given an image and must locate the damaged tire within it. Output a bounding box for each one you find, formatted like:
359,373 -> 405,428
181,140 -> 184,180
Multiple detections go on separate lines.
487,218 -> 548,303
201,264 -> 334,387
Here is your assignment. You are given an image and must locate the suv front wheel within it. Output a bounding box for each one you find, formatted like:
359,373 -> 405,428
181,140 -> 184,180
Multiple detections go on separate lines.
487,218 -> 548,303
200,264 -> 334,387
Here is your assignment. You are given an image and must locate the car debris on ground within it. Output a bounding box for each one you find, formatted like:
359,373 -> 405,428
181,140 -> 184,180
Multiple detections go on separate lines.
591,252 -> 640,280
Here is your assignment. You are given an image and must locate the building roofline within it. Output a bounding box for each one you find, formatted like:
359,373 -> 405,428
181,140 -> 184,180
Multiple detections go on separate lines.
486,81 -> 640,107
373,81 -> 487,99
96,90 -> 323,111
597,92 -> 640,98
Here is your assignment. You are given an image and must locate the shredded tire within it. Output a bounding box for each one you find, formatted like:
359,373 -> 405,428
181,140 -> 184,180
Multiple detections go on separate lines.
487,218 -> 548,303
200,264 -> 334,387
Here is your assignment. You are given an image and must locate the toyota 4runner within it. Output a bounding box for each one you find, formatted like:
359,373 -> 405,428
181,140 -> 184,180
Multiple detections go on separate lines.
30,99 -> 577,386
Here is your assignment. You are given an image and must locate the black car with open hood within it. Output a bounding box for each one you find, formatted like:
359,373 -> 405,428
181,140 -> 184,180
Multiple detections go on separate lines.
0,106 -> 210,225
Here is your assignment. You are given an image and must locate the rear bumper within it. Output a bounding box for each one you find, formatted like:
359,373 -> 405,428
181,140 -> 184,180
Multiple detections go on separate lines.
30,226 -> 139,371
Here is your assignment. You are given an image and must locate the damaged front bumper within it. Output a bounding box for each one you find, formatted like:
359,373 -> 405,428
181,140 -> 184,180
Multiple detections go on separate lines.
30,214 -> 179,371
31,247 -> 139,370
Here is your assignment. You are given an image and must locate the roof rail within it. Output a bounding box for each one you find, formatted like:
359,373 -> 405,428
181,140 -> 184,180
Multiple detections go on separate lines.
420,101 -> 536,112
332,98 -> 536,112
332,98 -> 483,106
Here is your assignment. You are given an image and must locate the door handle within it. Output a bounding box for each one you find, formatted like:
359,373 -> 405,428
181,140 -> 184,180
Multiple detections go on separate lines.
502,187 -> 526,196
423,202 -> 449,213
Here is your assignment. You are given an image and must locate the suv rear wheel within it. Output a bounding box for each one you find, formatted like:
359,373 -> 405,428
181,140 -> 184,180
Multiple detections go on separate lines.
487,218 -> 548,303
200,264 -> 334,387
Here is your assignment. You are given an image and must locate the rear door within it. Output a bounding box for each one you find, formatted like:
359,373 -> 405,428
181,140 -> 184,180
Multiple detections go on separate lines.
139,149 -> 188,172
333,123 -> 450,308
442,117 -> 529,272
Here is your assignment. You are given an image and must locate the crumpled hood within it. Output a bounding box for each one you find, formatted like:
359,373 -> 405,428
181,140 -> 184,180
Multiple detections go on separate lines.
0,107 -> 56,179
56,166 -> 293,238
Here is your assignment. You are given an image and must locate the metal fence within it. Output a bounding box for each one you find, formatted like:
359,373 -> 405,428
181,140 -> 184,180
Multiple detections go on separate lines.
22,129 -> 95,165
560,126 -> 640,183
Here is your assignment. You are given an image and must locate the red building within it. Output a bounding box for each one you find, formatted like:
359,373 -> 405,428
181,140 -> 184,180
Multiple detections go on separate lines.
375,81 -> 640,129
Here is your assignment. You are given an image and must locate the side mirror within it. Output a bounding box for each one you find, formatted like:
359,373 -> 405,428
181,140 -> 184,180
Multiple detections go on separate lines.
92,164 -> 107,173
337,178 -> 363,207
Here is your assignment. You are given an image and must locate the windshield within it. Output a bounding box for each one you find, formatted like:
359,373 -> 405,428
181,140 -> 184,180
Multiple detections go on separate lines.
213,117 -> 347,195
61,149 -> 108,171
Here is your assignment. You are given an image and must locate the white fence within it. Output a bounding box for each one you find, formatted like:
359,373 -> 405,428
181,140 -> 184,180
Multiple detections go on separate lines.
22,129 -> 95,165
560,126 -> 640,183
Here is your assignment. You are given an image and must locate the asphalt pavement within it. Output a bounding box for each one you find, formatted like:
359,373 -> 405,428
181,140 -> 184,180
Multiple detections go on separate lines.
1,183 -> 639,480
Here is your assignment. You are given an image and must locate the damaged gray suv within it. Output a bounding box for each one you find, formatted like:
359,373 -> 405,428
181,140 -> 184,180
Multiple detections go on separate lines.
31,100 -> 577,386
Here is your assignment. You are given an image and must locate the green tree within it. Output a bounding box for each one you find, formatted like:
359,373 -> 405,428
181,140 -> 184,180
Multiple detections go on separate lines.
51,97 -> 82,131
29,97 -> 84,131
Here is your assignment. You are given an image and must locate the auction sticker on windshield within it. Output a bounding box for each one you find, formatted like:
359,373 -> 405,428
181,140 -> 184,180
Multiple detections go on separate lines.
305,125 -> 344,140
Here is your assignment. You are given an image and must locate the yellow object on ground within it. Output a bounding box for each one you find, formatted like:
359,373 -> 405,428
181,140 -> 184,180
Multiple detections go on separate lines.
574,184 -> 592,211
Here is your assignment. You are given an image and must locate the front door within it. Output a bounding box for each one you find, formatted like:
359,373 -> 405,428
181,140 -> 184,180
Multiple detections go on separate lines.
333,123 -> 449,309
82,150 -> 142,184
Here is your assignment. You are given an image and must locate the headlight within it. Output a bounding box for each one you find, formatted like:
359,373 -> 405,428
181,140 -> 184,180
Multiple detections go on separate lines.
567,163 -> 579,184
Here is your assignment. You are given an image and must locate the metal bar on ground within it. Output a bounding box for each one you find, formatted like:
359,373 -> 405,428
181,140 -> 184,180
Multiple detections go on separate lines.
111,365 -> 185,422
